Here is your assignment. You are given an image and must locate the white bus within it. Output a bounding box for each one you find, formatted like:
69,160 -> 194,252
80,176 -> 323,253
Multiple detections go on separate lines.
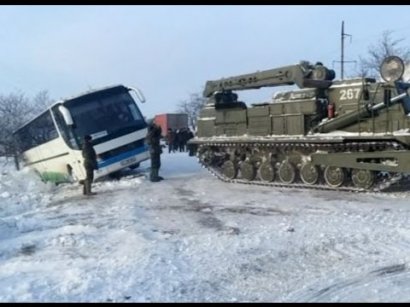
13,84 -> 150,183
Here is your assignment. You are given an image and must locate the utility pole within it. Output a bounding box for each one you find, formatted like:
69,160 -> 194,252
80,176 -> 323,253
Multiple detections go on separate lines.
333,21 -> 356,80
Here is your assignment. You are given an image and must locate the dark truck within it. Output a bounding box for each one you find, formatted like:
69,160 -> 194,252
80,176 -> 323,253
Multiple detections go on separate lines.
154,113 -> 188,137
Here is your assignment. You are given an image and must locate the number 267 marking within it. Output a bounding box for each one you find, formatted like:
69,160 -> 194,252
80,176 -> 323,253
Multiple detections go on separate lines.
340,88 -> 361,100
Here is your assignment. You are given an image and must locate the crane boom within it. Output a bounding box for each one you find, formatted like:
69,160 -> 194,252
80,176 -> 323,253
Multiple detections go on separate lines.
203,61 -> 336,98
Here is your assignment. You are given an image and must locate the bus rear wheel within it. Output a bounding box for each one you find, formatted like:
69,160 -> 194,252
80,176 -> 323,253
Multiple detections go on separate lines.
67,164 -> 79,182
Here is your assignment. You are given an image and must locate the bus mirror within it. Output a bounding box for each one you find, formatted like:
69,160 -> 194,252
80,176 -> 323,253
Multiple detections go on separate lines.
128,87 -> 146,103
58,105 -> 74,126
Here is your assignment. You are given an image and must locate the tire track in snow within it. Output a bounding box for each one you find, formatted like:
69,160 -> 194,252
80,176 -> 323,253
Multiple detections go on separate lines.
288,263 -> 410,302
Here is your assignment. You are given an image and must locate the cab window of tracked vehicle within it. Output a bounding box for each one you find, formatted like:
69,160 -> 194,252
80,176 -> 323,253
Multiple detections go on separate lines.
69,92 -> 145,138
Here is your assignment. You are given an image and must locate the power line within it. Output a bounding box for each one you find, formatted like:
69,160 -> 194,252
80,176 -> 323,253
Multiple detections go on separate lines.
347,24 -> 410,50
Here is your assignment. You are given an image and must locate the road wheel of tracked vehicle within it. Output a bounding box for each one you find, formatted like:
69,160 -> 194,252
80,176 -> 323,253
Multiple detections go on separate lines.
351,169 -> 375,190
222,160 -> 238,179
198,147 -> 213,166
324,166 -> 346,187
278,161 -> 296,184
258,161 -> 275,182
240,161 -> 256,181
300,162 -> 319,185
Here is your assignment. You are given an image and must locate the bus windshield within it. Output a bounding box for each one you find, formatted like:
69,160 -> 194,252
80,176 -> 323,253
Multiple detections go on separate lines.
67,90 -> 146,143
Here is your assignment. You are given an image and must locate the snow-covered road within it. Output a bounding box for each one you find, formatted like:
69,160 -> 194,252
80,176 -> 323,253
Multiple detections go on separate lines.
1,152 -> 410,302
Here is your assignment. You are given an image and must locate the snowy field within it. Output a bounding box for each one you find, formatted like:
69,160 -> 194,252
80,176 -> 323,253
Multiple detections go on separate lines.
1,151 -> 410,302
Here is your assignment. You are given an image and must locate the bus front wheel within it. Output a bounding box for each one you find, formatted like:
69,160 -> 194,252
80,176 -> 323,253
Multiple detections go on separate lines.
129,163 -> 140,170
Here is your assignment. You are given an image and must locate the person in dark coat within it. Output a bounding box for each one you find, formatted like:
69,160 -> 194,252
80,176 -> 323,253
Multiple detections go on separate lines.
179,128 -> 188,152
166,128 -> 176,153
186,128 -> 195,156
177,128 -> 185,152
173,129 -> 180,152
82,135 -> 98,195
146,122 -> 164,182
186,128 -> 194,141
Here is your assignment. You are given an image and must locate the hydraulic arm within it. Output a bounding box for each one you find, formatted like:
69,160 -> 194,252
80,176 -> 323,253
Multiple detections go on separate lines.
203,61 -> 336,97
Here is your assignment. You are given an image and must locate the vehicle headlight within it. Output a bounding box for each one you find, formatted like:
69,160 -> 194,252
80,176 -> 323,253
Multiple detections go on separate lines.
380,56 -> 405,82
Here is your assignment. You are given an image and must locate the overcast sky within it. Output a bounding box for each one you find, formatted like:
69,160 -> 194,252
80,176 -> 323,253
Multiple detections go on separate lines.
1,5 -> 410,118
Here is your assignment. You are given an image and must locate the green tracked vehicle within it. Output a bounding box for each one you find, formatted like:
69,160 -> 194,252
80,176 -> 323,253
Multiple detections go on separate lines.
189,56 -> 410,192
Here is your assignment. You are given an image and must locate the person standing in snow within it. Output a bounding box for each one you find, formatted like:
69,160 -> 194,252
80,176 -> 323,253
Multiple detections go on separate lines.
82,135 -> 98,195
145,121 -> 164,182
166,128 -> 176,153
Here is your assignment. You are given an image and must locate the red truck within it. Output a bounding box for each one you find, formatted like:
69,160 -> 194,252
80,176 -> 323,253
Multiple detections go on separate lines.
154,113 -> 188,137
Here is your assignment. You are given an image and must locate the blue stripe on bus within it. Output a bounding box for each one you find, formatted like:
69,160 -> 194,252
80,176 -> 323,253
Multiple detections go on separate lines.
98,145 -> 149,168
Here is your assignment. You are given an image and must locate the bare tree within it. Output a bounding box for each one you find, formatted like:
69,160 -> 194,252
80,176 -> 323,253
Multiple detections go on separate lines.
357,30 -> 410,79
0,90 -> 54,169
0,92 -> 32,167
32,90 -> 53,114
176,93 -> 207,131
